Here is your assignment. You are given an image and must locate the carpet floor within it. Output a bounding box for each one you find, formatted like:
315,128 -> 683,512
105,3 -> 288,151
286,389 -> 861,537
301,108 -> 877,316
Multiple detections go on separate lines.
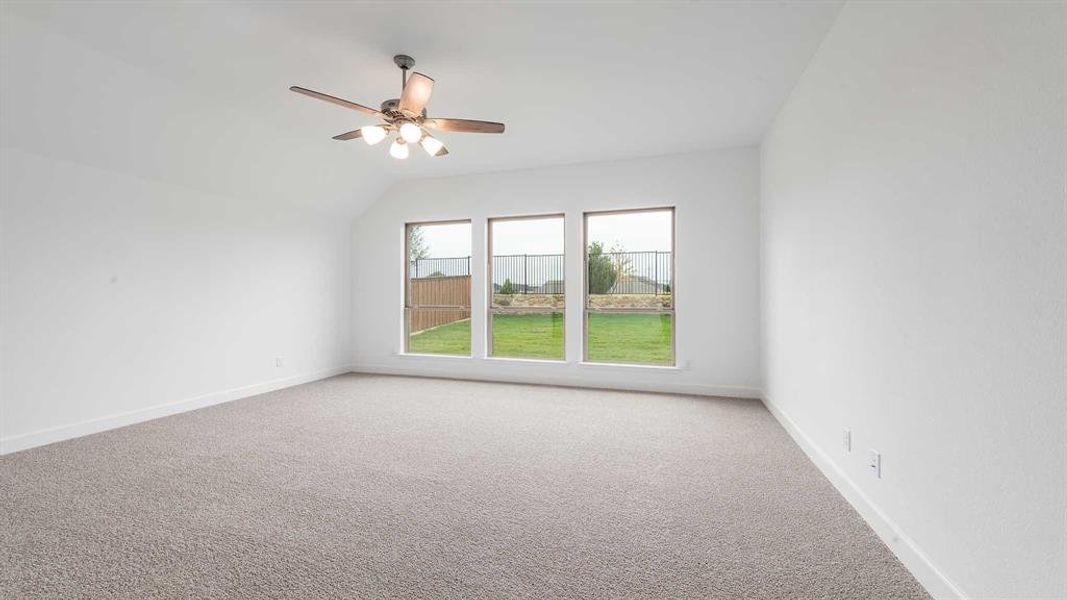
1,374 -> 929,599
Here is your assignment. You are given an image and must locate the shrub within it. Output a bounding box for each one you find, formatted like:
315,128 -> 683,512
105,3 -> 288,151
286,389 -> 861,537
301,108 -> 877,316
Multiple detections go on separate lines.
587,242 -> 617,294
500,278 -> 516,295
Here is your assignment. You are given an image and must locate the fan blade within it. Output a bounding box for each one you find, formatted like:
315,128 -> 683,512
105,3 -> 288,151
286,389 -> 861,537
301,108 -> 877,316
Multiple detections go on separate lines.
425,118 -> 505,134
398,72 -> 434,116
290,86 -> 385,118
332,129 -> 363,141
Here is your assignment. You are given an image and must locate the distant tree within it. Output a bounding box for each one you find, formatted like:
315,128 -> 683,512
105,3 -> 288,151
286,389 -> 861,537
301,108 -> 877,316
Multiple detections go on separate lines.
609,242 -> 632,276
408,226 -> 429,260
429,271 -> 446,278
587,241 -> 618,294
500,278 -> 516,295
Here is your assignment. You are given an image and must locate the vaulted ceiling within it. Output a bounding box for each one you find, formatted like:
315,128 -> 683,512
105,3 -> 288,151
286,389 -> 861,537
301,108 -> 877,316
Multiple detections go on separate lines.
1,1 -> 842,218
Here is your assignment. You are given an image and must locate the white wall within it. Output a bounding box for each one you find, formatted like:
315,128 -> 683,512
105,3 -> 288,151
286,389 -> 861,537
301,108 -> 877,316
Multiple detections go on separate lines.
761,2 -> 1066,599
351,148 -> 761,397
0,148 -> 353,453
0,10 -> 363,454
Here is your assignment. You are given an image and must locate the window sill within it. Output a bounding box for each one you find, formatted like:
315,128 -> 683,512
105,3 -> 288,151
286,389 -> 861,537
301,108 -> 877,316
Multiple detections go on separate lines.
396,352 -> 473,360
578,361 -> 681,371
393,354 -> 681,371
483,356 -> 566,365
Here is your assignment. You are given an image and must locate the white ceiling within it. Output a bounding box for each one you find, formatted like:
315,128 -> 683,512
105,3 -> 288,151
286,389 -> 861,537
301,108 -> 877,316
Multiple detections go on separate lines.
1,1 -> 842,217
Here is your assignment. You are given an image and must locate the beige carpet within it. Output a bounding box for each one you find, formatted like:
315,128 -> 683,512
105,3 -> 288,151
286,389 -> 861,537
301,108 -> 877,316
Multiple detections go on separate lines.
1,374 -> 928,599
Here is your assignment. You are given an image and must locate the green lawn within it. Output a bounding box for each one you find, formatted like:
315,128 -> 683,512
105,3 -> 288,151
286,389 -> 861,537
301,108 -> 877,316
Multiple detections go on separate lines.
408,318 -> 473,355
586,312 -> 673,365
407,312 -> 673,364
492,313 -> 564,359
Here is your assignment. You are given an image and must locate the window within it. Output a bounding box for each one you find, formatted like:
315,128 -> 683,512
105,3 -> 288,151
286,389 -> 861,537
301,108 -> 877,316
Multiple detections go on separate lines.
584,208 -> 674,365
404,221 -> 471,356
488,215 -> 565,360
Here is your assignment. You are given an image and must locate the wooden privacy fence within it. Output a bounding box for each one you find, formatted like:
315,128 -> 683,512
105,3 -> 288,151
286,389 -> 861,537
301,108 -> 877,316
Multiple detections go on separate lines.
408,275 -> 471,333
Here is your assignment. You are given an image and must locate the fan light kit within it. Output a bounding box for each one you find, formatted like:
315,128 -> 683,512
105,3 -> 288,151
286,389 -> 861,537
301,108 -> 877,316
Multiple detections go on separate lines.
290,54 -> 505,160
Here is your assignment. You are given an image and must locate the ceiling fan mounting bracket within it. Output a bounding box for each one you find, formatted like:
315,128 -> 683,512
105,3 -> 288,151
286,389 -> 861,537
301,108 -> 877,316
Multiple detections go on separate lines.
393,54 -> 415,70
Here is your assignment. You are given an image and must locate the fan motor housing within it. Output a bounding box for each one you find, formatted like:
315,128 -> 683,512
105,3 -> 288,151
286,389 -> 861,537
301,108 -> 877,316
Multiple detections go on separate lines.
380,99 -> 426,119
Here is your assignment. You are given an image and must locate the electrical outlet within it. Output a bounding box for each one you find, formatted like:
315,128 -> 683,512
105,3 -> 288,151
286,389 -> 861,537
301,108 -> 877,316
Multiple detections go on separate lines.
275,357 -> 284,368
842,429 -> 852,453
867,450 -> 881,478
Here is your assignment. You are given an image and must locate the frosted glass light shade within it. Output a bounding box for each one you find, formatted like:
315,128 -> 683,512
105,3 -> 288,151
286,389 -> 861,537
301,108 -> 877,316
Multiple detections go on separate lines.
389,138 -> 409,159
360,125 -> 386,145
420,135 -> 444,156
399,122 -> 423,144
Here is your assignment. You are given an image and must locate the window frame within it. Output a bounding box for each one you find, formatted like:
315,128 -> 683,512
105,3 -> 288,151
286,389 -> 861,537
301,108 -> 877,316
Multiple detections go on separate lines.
486,213 -> 567,361
403,219 -> 473,356
582,207 -> 676,366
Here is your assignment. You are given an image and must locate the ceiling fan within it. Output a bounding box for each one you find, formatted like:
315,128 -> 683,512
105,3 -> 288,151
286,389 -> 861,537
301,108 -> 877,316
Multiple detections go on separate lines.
290,54 -> 505,159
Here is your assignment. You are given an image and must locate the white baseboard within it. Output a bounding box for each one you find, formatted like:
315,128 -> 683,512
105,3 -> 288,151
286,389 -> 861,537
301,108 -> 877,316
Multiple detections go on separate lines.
0,365 -> 352,455
352,359 -> 760,399
760,393 -> 967,600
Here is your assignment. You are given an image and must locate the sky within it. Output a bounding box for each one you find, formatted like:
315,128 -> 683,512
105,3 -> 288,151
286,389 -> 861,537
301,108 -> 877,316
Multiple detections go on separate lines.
416,222 -> 471,258
413,210 -> 672,258
586,211 -> 672,253
492,217 -> 564,255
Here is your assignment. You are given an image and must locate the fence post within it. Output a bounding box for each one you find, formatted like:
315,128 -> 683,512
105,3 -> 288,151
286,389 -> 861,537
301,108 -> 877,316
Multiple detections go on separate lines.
467,256 -> 471,276
654,251 -> 659,296
523,254 -> 527,294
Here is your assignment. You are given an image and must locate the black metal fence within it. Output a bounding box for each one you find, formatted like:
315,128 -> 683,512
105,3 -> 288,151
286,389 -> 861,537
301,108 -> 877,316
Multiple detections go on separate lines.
409,256 -> 471,279
411,251 -> 672,294
492,254 -> 564,293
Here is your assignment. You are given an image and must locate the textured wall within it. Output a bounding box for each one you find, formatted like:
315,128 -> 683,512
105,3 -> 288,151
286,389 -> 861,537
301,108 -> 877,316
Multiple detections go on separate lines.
761,2 -> 1066,597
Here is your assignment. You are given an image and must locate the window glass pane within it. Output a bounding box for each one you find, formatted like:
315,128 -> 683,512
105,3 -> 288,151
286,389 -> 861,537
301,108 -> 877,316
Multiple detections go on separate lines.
584,209 -> 674,366
491,312 -> 564,360
586,312 -> 673,365
406,222 -> 471,355
586,210 -> 672,309
489,216 -> 565,359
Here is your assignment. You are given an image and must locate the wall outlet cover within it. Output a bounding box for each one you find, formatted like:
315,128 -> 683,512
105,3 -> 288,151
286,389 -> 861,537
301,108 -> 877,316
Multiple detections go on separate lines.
868,449 -> 881,478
